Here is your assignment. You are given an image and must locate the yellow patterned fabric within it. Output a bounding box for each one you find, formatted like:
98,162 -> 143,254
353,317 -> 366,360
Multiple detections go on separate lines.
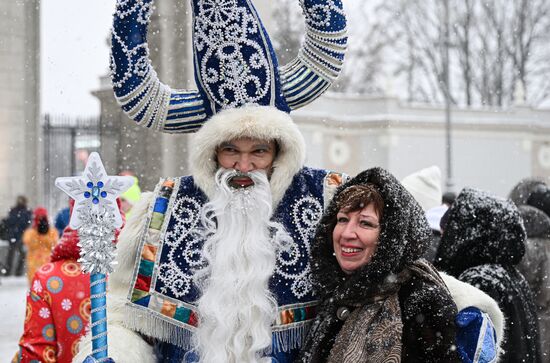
22,228 -> 58,283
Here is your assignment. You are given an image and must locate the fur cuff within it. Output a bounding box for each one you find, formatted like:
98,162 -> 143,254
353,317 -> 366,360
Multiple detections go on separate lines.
440,272 -> 505,346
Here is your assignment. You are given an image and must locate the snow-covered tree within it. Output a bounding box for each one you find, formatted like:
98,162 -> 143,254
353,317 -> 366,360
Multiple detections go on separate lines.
377,0 -> 550,106
271,0 -> 550,106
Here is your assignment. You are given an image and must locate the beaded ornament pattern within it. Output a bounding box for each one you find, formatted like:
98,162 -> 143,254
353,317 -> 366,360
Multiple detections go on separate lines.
192,0 -> 276,110
110,0 -> 347,133
156,195 -> 204,299
274,196 -> 322,299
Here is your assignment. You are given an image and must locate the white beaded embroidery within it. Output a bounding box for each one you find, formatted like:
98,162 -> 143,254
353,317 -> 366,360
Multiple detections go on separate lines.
194,0 -> 272,108
157,196 -> 204,298
155,191 -> 322,301
300,0 -> 345,28
275,196 -> 322,299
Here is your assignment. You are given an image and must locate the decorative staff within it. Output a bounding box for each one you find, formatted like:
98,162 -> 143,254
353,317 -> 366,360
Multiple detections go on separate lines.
56,152 -> 133,363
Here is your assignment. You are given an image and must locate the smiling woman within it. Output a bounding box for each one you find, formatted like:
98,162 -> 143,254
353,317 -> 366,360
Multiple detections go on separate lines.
299,167 -> 463,362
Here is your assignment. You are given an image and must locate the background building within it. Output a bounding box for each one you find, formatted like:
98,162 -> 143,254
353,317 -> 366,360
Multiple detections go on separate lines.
0,1 -> 41,214
295,93 -> 550,197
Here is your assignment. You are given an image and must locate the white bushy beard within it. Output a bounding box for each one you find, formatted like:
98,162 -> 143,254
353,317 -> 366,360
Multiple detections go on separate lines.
194,168 -> 291,363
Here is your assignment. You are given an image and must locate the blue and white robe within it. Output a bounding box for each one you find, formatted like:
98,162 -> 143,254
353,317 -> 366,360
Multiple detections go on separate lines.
124,167 -> 347,362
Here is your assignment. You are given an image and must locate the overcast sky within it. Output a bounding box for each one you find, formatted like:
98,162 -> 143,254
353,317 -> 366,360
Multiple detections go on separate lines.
41,0 -> 115,118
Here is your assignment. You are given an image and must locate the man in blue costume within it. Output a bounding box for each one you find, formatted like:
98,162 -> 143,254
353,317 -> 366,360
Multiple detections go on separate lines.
72,101 -> 352,363
74,104 -> 348,363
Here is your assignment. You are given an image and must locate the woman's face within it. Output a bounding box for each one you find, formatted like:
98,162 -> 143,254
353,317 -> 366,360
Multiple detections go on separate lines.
332,203 -> 380,274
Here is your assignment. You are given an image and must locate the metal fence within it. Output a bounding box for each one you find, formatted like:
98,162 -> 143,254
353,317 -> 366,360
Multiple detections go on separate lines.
42,114 -> 100,220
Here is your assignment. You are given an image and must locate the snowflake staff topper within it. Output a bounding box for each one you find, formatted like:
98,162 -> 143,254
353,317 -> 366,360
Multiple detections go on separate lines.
55,152 -> 134,229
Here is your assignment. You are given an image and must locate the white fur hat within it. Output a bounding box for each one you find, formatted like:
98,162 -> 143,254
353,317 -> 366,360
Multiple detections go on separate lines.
189,105 -> 306,208
401,166 -> 442,211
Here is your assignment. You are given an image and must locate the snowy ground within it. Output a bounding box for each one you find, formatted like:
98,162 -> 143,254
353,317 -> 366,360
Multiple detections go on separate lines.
0,276 -> 28,362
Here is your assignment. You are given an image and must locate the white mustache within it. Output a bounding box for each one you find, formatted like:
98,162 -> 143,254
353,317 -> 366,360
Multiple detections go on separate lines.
216,168 -> 268,189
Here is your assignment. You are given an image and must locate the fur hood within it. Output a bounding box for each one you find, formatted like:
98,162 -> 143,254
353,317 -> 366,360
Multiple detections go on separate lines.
311,167 -> 432,302
519,205 -> 550,239
436,187 -> 526,277
509,178 -> 546,206
189,105 -> 305,208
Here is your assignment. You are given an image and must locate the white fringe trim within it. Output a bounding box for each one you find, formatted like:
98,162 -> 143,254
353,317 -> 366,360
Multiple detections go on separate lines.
123,302 -> 196,349
272,320 -> 313,353
123,302 -> 313,353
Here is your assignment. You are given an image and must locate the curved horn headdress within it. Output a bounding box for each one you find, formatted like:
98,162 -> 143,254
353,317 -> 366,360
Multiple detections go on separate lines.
111,0 -> 347,133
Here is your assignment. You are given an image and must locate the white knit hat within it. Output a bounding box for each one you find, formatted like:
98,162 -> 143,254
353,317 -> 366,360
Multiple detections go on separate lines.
401,166 -> 442,211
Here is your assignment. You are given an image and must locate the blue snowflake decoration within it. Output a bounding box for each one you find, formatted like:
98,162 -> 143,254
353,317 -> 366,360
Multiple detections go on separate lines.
85,181 -> 108,205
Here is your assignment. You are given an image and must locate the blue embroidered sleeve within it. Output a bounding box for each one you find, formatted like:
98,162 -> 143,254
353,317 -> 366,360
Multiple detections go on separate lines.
111,0 -> 207,133
280,0 -> 347,110
455,306 -> 498,363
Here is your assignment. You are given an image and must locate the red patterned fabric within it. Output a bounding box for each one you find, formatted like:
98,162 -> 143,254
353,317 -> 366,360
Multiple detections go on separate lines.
14,260 -> 91,363
50,227 -> 80,263
13,198 -> 125,363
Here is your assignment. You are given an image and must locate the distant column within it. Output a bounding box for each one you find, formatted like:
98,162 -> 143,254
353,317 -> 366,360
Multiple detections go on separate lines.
0,1 -> 41,213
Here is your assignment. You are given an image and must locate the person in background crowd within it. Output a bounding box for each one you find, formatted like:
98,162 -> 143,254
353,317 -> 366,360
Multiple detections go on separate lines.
4,196 -> 32,276
508,178 -> 546,206
423,204 -> 448,263
509,179 -> 550,361
119,171 -> 141,219
12,200 -> 124,363
401,165 -> 446,262
516,205 -> 550,361
436,187 -> 542,363
401,165 -> 442,212
427,191 -> 456,264
54,201 -> 71,237
21,207 -> 58,284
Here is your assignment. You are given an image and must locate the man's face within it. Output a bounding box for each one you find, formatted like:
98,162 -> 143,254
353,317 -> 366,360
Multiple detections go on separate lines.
216,137 -> 277,188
